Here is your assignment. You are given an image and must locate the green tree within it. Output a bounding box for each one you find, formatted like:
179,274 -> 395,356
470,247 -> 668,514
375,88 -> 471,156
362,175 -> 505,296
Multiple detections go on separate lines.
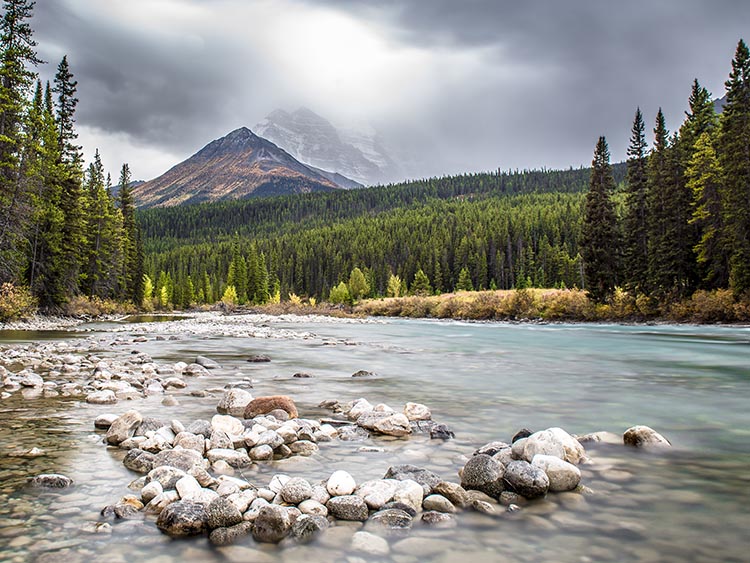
718,39 -> 750,294
118,163 -> 142,303
348,266 -> 369,301
410,268 -> 432,296
455,267 -> 474,291
0,0 -> 41,282
386,273 -> 402,297
622,108 -> 649,291
52,55 -> 79,164
581,136 -> 619,301
328,281 -> 350,305
687,132 -> 728,287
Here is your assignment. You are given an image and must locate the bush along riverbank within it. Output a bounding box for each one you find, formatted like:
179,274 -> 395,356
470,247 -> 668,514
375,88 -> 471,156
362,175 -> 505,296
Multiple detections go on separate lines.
86,390 -> 672,551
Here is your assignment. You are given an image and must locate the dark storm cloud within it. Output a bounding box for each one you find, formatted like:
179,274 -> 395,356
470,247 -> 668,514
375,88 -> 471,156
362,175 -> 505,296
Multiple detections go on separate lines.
28,0 -> 750,180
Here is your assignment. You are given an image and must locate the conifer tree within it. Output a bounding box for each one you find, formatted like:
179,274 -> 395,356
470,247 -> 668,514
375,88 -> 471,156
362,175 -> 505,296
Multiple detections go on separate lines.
456,267 -> 474,291
622,108 -> 649,291
718,39 -> 750,294
255,251 -> 270,303
118,163 -> 142,302
581,136 -> 618,301
0,0 -> 41,282
52,55 -> 79,164
410,268 -> 432,296
687,132 -> 728,287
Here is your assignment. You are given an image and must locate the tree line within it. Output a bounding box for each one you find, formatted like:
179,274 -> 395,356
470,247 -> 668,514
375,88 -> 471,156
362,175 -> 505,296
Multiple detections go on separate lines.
582,39 -> 750,303
0,0 -> 142,311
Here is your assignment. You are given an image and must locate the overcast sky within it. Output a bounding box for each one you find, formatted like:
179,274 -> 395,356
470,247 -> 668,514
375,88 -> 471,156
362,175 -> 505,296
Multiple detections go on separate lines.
31,0 -> 750,182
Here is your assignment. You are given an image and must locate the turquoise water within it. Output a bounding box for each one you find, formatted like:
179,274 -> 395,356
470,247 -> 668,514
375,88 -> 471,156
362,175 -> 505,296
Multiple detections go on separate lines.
0,318 -> 748,562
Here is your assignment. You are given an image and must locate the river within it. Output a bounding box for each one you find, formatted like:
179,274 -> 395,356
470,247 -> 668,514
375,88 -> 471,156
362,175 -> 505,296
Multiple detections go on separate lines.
0,315 -> 748,562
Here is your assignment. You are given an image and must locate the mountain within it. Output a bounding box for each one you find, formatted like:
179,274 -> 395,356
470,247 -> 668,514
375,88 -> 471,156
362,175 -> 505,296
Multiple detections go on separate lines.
713,94 -> 727,114
254,107 -> 402,186
132,127 -> 347,208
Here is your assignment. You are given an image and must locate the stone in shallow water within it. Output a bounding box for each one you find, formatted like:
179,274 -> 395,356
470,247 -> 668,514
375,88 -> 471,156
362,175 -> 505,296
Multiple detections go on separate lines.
209,522 -> 254,546
326,495 -> 369,521
403,402 -> 431,421
327,470 -> 357,496
156,500 -> 208,537
432,481 -> 468,508
290,514 -> 329,543
106,410 -> 143,445
384,464 -> 441,495
252,505 -> 291,543
422,494 -> 455,513
368,508 -> 413,530
503,460 -> 550,499
207,497 -> 243,530
153,448 -> 204,472
623,425 -> 671,448
356,479 -> 399,510
373,413 -> 412,437
421,510 -> 457,527
216,388 -> 253,417
123,449 -> 155,474
94,413 -> 119,429
28,474 -> 73,488
352,530 -> 389,555
474,441 -> 511,456
281,477 -> 313,504
460,454 -> 505,498
531,454 -> 581,492
244,396 -> 298,419
247,354 -> 271,363
196,355 -> 221,369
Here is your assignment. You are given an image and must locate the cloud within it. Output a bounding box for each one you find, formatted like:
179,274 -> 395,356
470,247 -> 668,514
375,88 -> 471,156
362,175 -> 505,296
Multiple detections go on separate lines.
30,0 -> 750,181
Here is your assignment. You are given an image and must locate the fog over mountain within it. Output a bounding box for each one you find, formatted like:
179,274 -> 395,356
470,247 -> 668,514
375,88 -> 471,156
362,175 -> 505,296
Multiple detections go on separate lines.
31,0 -> 750,182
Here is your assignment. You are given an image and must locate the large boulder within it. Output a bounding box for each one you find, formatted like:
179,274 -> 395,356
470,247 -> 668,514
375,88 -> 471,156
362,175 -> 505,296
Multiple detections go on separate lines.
460,454 -> 505,498
252,505 -> 291,543
106,410 -> 143,445
156,500 -> 208,537
623,425 -> 671,448
244,396 -> 298,419
216,389 -> 253,417
503,460 -> 549,499
531,454 -> 581,492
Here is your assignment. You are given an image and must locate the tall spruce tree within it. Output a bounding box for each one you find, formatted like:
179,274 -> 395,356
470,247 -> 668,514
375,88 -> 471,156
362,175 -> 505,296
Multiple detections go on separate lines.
118,163 -> 142,302
52,55 -> 79,164
581,136 -> 618,302
718,39 -> 750,295
622,108 -> 649,291
0,0 -> 41,282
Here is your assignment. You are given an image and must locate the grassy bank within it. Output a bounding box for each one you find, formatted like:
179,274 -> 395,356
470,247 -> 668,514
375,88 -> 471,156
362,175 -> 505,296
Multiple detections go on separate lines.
354,288 -> 750,324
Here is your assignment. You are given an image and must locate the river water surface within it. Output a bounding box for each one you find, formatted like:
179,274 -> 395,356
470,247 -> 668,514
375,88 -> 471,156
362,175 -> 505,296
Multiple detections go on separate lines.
1,316 -> 748,562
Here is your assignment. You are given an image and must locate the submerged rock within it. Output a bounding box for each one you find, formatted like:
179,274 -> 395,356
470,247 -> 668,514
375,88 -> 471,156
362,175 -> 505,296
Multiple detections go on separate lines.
384,465 -> 441,495
28,473 -> 73,488
290,514 -> 329,543
156,500 -> 208,537
326,495 -> 369,521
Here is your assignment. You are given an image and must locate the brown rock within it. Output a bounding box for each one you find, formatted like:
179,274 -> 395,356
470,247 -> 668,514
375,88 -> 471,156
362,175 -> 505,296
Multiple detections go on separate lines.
244,396 -> 298,419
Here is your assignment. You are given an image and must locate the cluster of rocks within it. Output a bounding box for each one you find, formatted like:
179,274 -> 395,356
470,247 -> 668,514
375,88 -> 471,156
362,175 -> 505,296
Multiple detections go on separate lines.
0,339 -> 219,404
319,397 -> 454,440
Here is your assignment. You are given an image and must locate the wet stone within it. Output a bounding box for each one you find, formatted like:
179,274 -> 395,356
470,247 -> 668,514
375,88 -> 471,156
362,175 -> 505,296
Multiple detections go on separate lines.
290,514 -> 329,543
28,474 -> 73,488
156,500 -> 208,537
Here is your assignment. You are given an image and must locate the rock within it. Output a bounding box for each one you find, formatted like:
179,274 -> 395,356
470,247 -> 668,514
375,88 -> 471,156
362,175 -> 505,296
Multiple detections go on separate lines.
267,409 -> 289,421
298,499 -> 327,516
247,354 -> 271,363
355,411 -> 391,430
269,474 -> 290,494
185,419 -> 212,438
338,426 -> 370,442
196,355 -> 221,369
521,430 -> 565,462
432,481 -> 468,508
94,413 -> 119,429
422,494 -> 455,513
147,466 -> 187,490
356,479 -> 399,510
503,460 -> 549,499
288,440 -> 318,456
511,437 -> 527,459
211,414 -> 244,436
310,484 -> 330,505
249,444 -> 274,461
460,454 -> 505,497
206,449 -> 251,468
368,508 -> 413,530
145,490 -> 180,514
184,363 -> 209,377
430,423 -> 455,439
531,454 -> 581,492
156,500 -> 208,537
153,449 -> 204,472
244,395 -> 298,419
471,499 -> 498,515
421,511 -> 457,527
122,449 -> 156,474
327,470 -> 357,496
403,402 -> 431,421
217,389 -> 253,417
351,370 -> 375,377
207,497 -> 243,529
162,396 -> 179,407
106,410 -> 143,445
175,475 -> 203,499
292,372 -> 312,378
499,491 -> 526,506
209,429 -> 233,450
392,479 -> 424,513
326,495 -> 369,521
384,465 -> 441,495
576,431 -> 623,445
255,430 -> 284,449
346,398 -> 374,420
141,480 -> 163,503
209,522 -> 253,546
548,427 -> 587,464
252,505 -> 291,543
512,428 -> 533,443
352,531 -> 389,555
281,477 -> 313,504
28,474 -> 73,488
475,441 -> 511,456
380,501 -> 417,517
290,514 -> 328,543
174,432 -> 205,454
19,372 -> 44,387
492,447 -> 514,467
373,413 -> 412,437
623,425 -> 671,448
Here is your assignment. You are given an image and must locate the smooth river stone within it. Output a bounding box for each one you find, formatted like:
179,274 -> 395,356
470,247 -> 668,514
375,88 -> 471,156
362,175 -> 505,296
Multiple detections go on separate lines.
531,454 -> 581,492
623,425 -> 671,448
327,470 -> 357,496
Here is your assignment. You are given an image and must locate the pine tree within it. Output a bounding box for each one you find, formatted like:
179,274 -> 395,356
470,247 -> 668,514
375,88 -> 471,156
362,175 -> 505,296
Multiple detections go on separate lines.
410,268 -> 432,296
52,55 -> 79,164
0,0 -> 41,282
622,108 -> 649,291
255,251 -> 270,303
687,132 -> 728,287
581,136 -> 619,302
718,39 -> 750,295
118,163 -> 142,302
455,267 -> 474,291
